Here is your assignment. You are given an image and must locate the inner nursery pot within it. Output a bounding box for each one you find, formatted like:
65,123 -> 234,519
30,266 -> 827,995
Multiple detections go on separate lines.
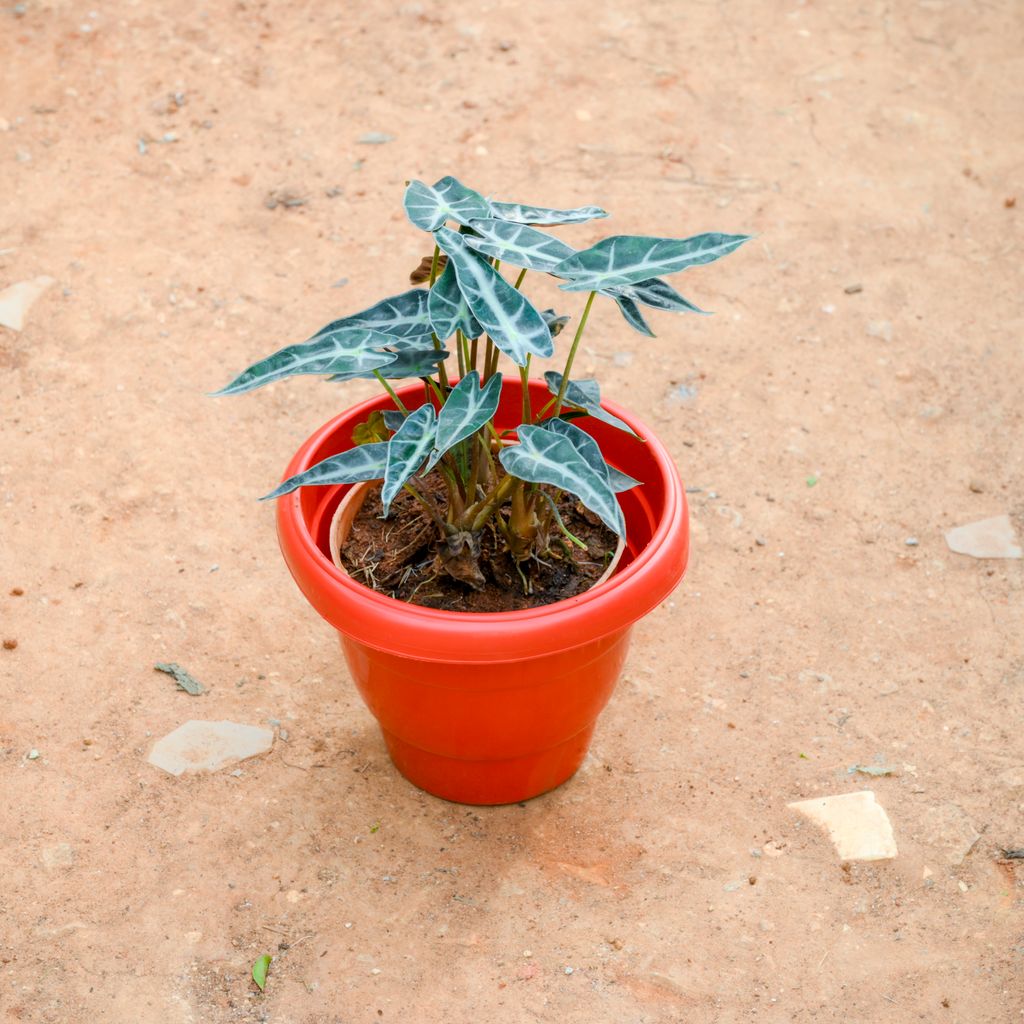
275,378 -> 689,805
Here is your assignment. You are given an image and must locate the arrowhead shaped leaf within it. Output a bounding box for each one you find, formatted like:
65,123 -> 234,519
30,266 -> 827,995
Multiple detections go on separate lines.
554,232 -> 751,292
618,277 -> 708,314
499,425 -> 625,536
382,403 -> 437,515
259,443 -> 389,501
428,261 -> 482,340
328,346 -> 449,382
426,370 -> 502,472
539,417 -> 641,493
544,371 -> 641,438
214,329 -> 397,396
612,293 -> 655,337
462,218 -> 576,272
327,287 -> 434,342
487,200 -> 609,226
404,176 -> 491,231
433,227 -> 553,367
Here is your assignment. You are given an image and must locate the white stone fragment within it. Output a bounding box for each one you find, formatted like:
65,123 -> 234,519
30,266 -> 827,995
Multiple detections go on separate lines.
0,275 -> 55,331
944,514 -> 1022,559
788,790 -> 898,861
148,720 -> 274,776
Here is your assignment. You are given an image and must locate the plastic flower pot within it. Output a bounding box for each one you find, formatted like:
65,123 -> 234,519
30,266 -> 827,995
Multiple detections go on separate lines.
275,378 -> 689,805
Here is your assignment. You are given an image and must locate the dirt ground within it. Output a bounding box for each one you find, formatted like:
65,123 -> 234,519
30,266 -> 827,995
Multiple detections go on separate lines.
2,1 -> 1023,1021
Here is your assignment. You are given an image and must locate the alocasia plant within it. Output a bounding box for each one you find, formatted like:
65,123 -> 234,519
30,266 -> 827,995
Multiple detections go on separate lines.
217,176 -> 748,592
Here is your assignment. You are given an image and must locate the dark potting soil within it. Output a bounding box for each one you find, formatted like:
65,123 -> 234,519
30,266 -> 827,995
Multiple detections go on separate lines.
339,479 -> 620,612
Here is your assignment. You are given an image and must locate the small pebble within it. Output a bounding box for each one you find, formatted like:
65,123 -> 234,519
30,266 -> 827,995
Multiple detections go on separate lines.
2,638 -> 17,650
27,749 -> 40,760
958,880 -> 969,893
968,479 -> 985,494
564,966 -> 574,975
523,950 -> 532,958
905,537 -> 919,547
755,537 -> 766,547
844,283 -> 863,294
358,131 -> 394,144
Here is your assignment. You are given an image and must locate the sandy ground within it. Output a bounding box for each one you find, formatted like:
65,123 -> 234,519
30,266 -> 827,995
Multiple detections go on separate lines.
2,1 -> 1023,1021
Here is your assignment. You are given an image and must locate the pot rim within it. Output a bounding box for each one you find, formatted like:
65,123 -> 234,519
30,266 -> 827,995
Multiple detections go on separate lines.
275,379 -> 688,662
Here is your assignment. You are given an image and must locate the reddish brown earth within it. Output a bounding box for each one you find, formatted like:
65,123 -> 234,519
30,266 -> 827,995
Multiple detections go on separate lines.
1,2 -> 1022,1022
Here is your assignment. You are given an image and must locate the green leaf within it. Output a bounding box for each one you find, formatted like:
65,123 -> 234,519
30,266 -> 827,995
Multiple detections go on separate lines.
428,261 -> 482,340
612,293 -> 655,337
382,404 -> 437,515
433,227 -> 553,367
382,410 -> 406,432
539,417 -> 641,494
541,308 -> 571,338
259,443 -> 389,500
499,425 -> 625,536
214,329 -> 397,396
330,288 -> 434,341
426,370 -> 502,472
554,232 -> 751,292
252,955 -> 271,993
544,371 -> 640,438
328,346 -> 449,381
487,199 -> 608,226
619,277 -> 708,314
404,176 -> 491,231
462,218 -> 575,272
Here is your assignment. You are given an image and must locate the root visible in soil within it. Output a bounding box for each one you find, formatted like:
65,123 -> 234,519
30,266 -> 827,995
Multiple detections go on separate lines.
339,478 -> 620,612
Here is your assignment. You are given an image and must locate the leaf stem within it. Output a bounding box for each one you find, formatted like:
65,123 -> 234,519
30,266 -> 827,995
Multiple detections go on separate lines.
552,290 -> 597,417
373,370 -> 409,414
513,267 -> 528,290
427,244 -> 441,288
519,355 -> 532,424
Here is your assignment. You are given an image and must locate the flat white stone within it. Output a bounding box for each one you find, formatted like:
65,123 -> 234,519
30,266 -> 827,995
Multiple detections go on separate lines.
148,720 -> 274,776
788,790 -> 898,861
945,514 -> 1022,559
0,275 -> 55,331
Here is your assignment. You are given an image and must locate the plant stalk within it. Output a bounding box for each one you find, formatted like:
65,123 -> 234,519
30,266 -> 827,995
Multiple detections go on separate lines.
552,290 -> 596,417
373,370 -> 409,414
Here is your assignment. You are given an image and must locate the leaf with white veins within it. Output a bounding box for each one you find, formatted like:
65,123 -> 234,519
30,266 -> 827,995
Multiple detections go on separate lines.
433,227 -> 553,366
554,232 -> 751,292
327,287 -> 434,341
426,371 -> 502,472
382,404 -> 437,515
259,443 -> 389,500
404,176 -> 491,231
462,219 -> 575,272
539,417 -> 641,493
428,261 -> 482,340
487,200 -> 609,226
328,346 -> 449,382
544,371 -> 641,437
612,293 -> 655,337
499,426 -> 625,536
617,277 -> 708,314
214,330 -> 397,396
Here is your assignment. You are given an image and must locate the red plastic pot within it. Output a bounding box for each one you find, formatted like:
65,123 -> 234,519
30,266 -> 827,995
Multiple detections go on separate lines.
275,379 -> 689,805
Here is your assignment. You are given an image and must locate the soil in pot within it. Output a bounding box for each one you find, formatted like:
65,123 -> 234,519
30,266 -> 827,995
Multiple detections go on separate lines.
338,476 -> 621,612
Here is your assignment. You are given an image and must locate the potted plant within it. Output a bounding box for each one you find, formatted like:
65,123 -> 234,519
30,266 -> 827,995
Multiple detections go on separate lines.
217,176 -> 748,804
